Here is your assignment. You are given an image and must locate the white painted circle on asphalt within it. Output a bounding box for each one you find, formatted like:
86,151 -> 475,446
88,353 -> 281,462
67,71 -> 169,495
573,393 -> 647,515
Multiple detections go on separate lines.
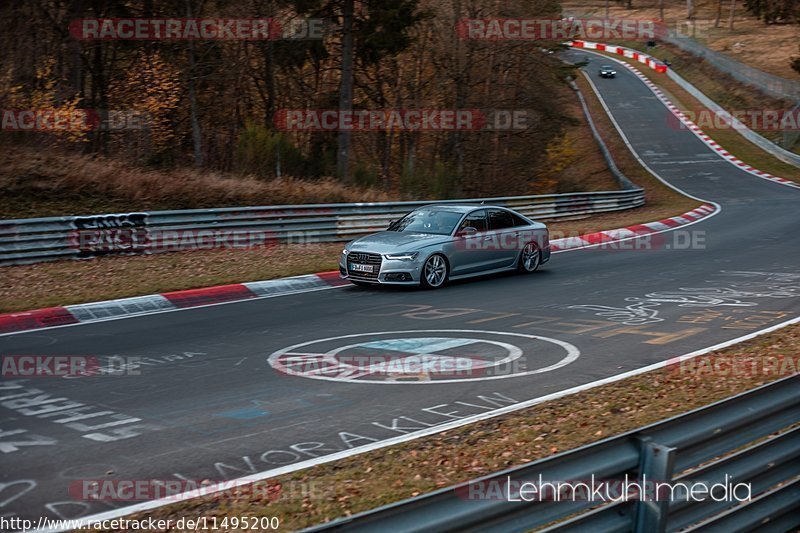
268,329 -> 580,384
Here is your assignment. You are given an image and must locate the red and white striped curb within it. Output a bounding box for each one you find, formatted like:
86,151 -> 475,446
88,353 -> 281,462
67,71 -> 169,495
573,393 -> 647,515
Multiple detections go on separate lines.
568,40 -> 800,190
0,272 -> 348,335
0,203 -> 719,335
569,39 -> 668,73
549,202 -> 716,251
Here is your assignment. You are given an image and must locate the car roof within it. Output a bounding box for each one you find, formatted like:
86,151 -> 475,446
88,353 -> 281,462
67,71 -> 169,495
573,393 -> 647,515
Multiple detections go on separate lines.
414,204 -> 506,213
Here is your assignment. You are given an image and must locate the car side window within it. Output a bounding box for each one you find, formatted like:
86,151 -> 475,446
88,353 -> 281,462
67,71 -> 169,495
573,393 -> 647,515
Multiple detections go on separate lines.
458,210 -> 487,232
488,209 -> 514,231
511,213 -> 529,227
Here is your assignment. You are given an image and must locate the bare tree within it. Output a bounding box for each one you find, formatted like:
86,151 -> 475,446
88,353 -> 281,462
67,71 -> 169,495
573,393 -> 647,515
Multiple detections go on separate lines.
186,0 -> 203,168
336,0 -> 355,182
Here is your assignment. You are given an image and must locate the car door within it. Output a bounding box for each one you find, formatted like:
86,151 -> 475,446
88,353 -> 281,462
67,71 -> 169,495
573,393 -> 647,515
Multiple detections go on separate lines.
448,209 -> 492,276
486,208 -> 520,269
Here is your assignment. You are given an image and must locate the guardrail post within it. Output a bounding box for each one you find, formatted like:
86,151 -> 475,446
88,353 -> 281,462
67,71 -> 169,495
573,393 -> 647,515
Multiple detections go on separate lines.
634,437 -> 676,533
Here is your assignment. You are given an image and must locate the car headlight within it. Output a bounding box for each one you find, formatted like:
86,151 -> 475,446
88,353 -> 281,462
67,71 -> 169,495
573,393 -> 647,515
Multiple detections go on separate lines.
384,252 -> 419,261
342,248 -> 349,255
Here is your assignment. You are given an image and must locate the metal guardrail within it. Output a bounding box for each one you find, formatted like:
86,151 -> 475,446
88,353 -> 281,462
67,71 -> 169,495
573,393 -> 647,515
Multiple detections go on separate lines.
304,375 -> 800,532
666,68 -> 800,169
661,34 -> 800,103
0,189 -> 645,266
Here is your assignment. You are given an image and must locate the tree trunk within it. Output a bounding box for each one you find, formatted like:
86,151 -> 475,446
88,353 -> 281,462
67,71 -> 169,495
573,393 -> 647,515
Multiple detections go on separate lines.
447,0 -> 467,181
263,42 -> 276,126
714,0 -> 723,26
186,0 -> 203,168
336,0 -> 355,182
90,43 -> 108,155
68,0 -> 84,100
729,0 -> 736,29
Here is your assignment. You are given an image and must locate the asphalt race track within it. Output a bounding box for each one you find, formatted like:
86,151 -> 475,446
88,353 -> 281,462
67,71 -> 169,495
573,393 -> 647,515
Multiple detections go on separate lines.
2,53 -> 799,525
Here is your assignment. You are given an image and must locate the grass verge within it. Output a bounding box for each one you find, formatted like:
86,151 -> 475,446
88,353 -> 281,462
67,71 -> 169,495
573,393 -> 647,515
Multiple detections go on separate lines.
93,323 -> 800,531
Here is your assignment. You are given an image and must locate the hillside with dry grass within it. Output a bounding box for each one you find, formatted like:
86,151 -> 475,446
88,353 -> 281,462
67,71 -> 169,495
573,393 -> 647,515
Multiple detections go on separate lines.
0,144 -> 391,219
0,80 -> 625,220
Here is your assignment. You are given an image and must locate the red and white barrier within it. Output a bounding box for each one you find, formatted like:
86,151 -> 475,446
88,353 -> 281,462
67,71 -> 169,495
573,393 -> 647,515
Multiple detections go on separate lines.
569,40 -> 668,73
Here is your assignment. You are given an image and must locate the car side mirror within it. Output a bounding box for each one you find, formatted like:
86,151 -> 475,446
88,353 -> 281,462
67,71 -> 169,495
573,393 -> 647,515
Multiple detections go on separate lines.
458,226 -> 478,237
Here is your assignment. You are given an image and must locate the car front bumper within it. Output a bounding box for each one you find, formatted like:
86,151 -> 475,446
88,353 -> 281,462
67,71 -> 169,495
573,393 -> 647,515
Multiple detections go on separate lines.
340,252 -> 424,285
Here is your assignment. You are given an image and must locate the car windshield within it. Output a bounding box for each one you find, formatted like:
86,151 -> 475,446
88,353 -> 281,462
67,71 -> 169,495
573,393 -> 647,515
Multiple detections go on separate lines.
602,65 -> 613,69
390,208 -> 464,235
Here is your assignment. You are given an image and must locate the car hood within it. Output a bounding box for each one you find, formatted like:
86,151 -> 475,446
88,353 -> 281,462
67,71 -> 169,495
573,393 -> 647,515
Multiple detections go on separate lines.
348,231 -> 450,254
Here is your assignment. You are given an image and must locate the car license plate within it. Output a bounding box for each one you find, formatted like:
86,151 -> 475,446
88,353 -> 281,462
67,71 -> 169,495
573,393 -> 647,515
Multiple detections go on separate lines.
350,263 -> 373,273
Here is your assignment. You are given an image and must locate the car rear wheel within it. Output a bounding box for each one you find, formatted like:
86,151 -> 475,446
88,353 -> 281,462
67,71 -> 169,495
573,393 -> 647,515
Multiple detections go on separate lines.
518,242 -> 541,273
421,254 -> 448,289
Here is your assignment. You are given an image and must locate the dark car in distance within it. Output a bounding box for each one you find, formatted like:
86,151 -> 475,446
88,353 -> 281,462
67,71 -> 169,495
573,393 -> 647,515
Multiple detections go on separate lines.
599,65 -> 617,78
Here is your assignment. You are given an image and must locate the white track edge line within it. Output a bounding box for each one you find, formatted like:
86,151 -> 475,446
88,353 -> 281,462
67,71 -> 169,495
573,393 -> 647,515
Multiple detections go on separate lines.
37,314 -> 800,533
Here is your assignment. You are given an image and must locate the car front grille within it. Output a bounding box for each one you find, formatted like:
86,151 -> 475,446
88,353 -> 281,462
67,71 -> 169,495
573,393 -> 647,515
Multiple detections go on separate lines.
346,252 -> 382,281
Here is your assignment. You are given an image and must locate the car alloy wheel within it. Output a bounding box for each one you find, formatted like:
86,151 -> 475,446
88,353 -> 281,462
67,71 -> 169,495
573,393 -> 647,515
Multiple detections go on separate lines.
519,242 -> 540,273
422,254 -> 447,289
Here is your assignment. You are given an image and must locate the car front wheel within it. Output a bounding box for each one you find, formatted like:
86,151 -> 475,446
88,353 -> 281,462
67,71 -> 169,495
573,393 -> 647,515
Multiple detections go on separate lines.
421,254 -> 448,289
518,242 -> 541,273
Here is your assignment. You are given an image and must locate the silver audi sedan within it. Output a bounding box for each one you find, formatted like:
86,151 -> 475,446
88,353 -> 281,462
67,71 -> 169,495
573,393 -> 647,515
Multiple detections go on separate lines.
340,205 -> 550,289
